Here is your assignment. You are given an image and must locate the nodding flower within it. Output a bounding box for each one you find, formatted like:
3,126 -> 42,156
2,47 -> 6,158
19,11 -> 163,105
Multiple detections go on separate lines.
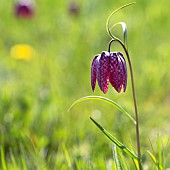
91,51 -> 127,93
15,0 -> 35,18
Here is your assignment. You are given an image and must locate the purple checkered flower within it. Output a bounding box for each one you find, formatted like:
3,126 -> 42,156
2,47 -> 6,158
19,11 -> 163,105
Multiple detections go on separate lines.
15,0 -> 35,18
91,51 -> 127,93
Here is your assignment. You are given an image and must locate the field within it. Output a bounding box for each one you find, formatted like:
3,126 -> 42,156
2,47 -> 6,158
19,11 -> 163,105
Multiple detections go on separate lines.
0,0 -> 170,169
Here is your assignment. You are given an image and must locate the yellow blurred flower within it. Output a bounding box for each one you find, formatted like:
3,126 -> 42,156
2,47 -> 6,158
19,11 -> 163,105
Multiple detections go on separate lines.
10,44 -> 35,61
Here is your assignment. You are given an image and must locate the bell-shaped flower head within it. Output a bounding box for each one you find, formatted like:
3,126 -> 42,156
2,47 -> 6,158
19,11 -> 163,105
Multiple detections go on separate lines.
91,51 -> 127,93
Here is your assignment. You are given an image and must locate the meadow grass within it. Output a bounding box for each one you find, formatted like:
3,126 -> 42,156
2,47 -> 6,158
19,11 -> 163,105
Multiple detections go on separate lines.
0,0 -> 170,169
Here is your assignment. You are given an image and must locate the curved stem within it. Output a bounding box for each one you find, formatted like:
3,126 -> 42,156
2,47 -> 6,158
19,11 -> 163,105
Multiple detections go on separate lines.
108,39 -> 142,170
106,2 -> 136,40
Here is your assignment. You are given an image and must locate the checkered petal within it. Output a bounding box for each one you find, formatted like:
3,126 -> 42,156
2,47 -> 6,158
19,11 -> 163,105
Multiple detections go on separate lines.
117,52 -> 127,92
109,52 -> 127,93
91,55 -> 98,91
96,52 -> 110,93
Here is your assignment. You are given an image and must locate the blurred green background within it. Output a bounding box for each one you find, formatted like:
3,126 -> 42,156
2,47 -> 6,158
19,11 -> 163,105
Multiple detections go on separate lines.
0,0 -> 170,169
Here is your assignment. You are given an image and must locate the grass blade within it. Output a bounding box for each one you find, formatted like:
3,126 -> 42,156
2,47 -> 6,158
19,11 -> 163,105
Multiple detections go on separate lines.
62,144 -> 71,168
147,150 -> 157,165
90,117 -> 139,160
112,144 -> 123,170
21,155 -> 27,170
129,145 -> 139,170
9,148 -> 17,168
68,96 -> 136,124
157,138 -> 164,170
117,150 -> 129,170
0,147 -> 7,170
20,143 -> 28,170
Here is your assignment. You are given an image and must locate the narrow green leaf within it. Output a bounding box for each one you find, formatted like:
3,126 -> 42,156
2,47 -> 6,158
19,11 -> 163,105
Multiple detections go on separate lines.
164,136 -> 170,156
109,22 -> 128,49
157,138 -> 164,170
20,143 -> 28,170
90,117 -> 139,160
62,144 -> 71,168
21,155 -> 27,170
68,96 -> 136,124
9,148 -> 17,167
129,145 -> 139,170
112,144 -> 123,170
0,147 -> 7,170
106,2 -> 136,40
117,150 -> 129,170
133,159 -> 139,170
147,150 -> 157,165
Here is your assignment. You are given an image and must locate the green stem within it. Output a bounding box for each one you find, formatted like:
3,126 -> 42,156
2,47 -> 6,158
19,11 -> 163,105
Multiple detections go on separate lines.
108,39 -> 142,170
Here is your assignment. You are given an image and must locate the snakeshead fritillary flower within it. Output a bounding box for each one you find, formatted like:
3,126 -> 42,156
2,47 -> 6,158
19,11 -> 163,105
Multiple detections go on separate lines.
91,51 -> 127,93
15,0 -> 35,18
